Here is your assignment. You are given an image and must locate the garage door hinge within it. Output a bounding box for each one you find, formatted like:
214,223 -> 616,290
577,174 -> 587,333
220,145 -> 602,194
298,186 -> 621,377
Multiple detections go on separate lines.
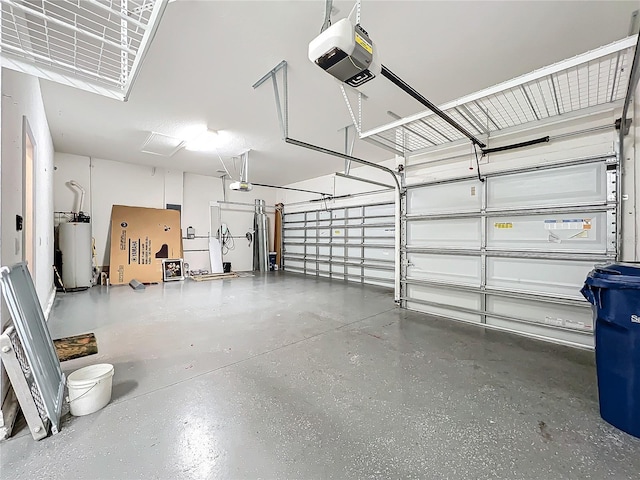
615,118 -> 632,135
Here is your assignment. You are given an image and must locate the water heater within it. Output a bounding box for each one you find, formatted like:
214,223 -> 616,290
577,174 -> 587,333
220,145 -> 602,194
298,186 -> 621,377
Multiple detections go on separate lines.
59,222 -> 92,289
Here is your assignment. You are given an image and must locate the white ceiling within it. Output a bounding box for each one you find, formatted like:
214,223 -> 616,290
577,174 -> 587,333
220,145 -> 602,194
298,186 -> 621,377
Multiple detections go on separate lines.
39,0 -> 638,185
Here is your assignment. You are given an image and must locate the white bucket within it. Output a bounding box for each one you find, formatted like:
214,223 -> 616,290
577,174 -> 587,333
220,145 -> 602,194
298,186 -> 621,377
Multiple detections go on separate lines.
67,363 -> 115,416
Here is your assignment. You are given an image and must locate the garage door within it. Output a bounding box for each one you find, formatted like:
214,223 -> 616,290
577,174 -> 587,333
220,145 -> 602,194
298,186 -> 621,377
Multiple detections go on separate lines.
283,202 -> 395,288
402,156 -> 618,348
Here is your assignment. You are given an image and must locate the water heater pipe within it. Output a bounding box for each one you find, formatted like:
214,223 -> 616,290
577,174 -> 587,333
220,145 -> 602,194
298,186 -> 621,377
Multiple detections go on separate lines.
68,180 -> 86,214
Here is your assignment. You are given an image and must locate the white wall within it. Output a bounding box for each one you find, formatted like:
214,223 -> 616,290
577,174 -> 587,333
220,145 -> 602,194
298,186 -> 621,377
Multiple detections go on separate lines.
164,169 -> 183,206
2,70 -> 55,311
181,172 -> 217,271
276,159 -> 397,213
90,158 -> 165,267
1,70 -> 55,425
54,154 -> 165,267
181,173 -> 277,272
53,156 -> 277,273
53,152 -> 92,218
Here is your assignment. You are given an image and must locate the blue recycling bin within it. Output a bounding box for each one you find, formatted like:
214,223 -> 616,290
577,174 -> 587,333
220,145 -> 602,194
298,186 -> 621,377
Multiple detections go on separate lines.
581,263 -> 640,438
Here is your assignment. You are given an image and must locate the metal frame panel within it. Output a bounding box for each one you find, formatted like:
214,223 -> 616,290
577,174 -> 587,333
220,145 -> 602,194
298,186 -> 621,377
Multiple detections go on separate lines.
0,327 -> 48,440
0,264 -> 65,435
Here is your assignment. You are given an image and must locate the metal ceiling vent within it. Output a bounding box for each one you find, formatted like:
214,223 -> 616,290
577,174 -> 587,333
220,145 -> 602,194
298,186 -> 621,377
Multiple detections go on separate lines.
0,0 -> 169,101
140,131 -> 183,156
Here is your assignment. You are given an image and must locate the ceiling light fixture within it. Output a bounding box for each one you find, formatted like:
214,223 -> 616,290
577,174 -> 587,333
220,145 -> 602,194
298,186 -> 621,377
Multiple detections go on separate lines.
185,129 -> 219,152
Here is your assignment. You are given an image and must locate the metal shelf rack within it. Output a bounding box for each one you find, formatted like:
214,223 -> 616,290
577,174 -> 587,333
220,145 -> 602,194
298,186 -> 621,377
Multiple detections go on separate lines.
0,0 -> 168,100
360,35 -> 638,155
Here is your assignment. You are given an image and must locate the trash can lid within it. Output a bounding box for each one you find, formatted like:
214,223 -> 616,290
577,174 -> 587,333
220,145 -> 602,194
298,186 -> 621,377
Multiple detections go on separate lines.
585,263 -> 640,289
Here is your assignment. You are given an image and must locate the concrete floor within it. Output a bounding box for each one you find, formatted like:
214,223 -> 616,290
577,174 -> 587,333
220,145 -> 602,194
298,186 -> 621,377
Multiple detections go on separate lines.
1,273 -> 639,479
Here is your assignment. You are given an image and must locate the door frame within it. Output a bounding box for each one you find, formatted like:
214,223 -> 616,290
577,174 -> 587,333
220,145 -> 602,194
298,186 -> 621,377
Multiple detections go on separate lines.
22,116 -> 36,277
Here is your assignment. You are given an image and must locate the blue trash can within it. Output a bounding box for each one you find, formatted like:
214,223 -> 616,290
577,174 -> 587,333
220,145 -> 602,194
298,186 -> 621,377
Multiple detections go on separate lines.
581,263 -> 640,438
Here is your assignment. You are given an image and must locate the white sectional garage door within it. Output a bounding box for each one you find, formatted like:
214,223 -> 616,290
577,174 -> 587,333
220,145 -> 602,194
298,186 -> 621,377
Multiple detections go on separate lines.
283,202 -> 395,288
402,156 -> 618,348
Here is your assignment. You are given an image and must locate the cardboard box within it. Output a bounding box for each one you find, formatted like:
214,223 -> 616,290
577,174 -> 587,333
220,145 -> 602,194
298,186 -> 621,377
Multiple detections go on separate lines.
109,205 -> 182,285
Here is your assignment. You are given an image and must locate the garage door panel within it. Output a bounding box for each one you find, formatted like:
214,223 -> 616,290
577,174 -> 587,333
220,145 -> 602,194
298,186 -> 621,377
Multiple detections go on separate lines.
318,229 -> 331,243
363,267 -> 394,280
408,180 -> 482,215
367,237 -> 395,246
364,247 -> 394,261
486,295 -> 593,332
487,212 -> 608,252
285,260 -> 304,270
331,209 -> 345,220
284,222 -> 305,230
285,244 -> 304,255
364,226 -> 394,236
285,213 -> 305,223
486,317 -> 593,348
407,284 -> 481,311
486,257 -> 595,299
347,207 -> 362,221
407,218 -> 481,248
487,162 -> 607,210
284,202 -> 394,289
327,228 -> 344,242
407,253 -> 481,286
345,228 -> 361,242
286,229 -> 305,238
365,204 -> 395,217
403,155 -> 615,347
364,226 -> 395,243
318,210 -> 331,222
406,302 -> 482,324
347,266 -> 361,276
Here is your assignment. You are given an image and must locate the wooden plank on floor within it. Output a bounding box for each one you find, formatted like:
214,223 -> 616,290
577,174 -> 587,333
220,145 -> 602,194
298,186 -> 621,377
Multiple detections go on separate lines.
189,272 -> 239,282
54,333 -> 98,362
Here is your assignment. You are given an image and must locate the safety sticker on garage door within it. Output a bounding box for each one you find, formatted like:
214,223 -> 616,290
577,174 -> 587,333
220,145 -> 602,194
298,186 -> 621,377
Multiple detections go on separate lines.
494,222 -> 513,229
544,218 -> 592,230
